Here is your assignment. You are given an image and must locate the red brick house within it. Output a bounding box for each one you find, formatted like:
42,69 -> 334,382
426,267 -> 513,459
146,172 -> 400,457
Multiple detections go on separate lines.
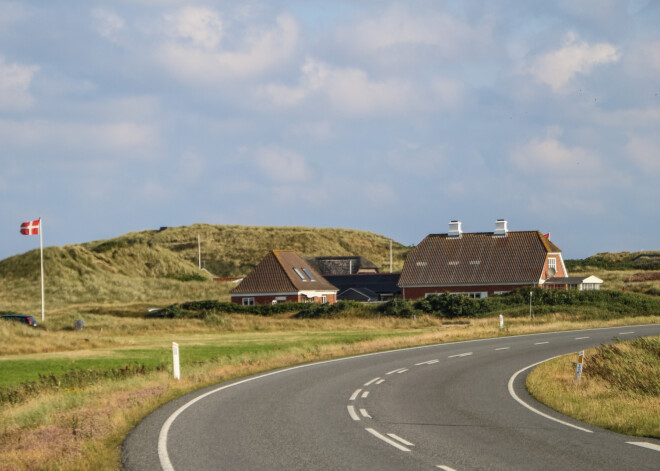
230,250 -> 338,306
398,220 -> 568,300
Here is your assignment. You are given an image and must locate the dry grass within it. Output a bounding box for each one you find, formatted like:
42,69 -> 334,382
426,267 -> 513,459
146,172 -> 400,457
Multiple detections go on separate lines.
1,314 -> 659,470
527,336 -> 660,438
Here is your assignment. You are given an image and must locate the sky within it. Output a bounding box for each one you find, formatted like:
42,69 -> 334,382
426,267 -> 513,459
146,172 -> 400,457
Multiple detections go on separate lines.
1,0 -> 659,261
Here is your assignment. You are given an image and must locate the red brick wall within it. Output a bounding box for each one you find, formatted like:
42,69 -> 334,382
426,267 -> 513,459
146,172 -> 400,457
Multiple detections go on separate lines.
231,293 -> 337,305
402,284 -> 537,300
542,254 -> 567,280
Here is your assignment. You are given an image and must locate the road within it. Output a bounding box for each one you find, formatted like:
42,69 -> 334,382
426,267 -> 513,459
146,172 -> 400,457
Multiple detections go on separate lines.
123,324 -> 660,470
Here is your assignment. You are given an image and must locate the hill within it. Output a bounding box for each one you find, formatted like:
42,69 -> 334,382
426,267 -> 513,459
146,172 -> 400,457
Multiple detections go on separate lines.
565,251 -> 660,271
0,224 -> 409,314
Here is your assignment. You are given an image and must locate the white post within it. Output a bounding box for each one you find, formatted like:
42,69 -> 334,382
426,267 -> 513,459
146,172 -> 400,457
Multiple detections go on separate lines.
499,314 -> 504,329
172,342 -> 181,380
197,234 -> 201,270
39,218 -> 45,323
529,291 -> 533,319
574,350 -> 584,383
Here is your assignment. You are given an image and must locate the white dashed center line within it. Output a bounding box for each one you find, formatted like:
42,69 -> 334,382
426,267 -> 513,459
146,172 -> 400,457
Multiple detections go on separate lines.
575,336 -> 590,340
416,359 -> 439,365
534,341 -> 549,345
627,442 -> 660,452
360,408 -> 372,419
448,352 -> 473,358
619,331 -> 635,335
365,428 -> 411,452
495,347 -> 510,350
347,405 -> 360,421
387,368 -> 407,375
376,379 -> 385,385
349,389 -> 362,401
364,377 -> 380,386
361,391 -> 369,399
387,433 -> 414,447
436,465 -> 458,471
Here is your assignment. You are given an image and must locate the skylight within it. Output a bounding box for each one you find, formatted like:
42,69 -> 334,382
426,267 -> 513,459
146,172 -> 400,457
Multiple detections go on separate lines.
302,268 -> 315,281
293,268 -> 307,281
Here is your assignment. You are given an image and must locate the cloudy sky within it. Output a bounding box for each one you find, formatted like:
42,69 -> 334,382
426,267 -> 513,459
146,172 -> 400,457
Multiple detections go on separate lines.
2,1 -> 659,261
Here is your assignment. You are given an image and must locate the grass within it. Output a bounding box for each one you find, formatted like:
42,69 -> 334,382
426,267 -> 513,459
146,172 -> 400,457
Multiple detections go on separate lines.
1,312 -> 659,470
527,336 -> 660,438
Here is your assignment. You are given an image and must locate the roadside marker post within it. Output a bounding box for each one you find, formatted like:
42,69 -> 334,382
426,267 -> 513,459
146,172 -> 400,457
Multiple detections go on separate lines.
574,350 -> 584,383
499,315 -> 504,329
172,342 -> 181,380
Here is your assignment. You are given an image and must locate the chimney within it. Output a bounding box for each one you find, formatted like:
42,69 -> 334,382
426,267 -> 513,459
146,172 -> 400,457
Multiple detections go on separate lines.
494,219 -> 508,236
448,220 -> 462,238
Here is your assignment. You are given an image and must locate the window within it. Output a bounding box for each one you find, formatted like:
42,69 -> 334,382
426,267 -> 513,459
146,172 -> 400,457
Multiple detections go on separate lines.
242,297 -> 254,306
293,268 -> 307,281
321,295 -> 327,304
302,268 -> 315,281
548,257 -> 557,271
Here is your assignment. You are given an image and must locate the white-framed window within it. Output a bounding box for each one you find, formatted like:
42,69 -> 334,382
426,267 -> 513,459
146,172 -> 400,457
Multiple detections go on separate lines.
548,257 -> 557,271
276,296 -> 287,303
321,295 -> 327,304
450,292 -> 487,299
242,297 -> 255,306
494,291 -> 511,296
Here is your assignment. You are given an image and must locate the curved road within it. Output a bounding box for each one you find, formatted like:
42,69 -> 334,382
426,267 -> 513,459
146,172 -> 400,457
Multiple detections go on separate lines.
123,324 -> 660,470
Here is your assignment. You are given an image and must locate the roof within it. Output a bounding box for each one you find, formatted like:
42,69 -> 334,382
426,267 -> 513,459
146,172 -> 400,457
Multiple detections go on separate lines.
306,256 -> 379,275
399,231 -> 559,287
324,273 -> 401,295
338,287 -> 380,302
231,250 -> 337,294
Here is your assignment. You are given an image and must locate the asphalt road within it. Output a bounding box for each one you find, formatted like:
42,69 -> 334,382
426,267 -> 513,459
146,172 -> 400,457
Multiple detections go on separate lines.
123,324 -> 660,470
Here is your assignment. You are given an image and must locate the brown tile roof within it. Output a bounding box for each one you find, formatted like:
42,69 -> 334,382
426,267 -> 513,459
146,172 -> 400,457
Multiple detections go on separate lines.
399,231 -> 559,287
231,250 -> 338,294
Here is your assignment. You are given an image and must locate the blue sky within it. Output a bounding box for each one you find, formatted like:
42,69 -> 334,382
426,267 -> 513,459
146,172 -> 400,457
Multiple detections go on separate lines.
1,0 -> 659,261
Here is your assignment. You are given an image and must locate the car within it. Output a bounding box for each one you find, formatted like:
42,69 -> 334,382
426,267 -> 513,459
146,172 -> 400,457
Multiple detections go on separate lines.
0,314 -> 38,327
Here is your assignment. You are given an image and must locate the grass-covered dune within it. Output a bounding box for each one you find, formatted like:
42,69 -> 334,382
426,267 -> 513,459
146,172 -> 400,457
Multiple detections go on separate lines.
0,224 -> 410,314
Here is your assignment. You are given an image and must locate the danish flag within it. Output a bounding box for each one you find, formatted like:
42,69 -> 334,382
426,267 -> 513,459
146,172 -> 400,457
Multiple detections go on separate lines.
20,219 -> 41,235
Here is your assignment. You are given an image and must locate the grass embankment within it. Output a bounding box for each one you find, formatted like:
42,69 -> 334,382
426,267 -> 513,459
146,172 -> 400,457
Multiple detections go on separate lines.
527,336 -> 660,438
1,312 -> 659,470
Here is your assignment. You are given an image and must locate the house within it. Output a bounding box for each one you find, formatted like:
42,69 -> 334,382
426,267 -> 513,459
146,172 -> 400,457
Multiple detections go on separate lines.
324,273 -> 401,302
306,256 -> 379,275
398,220 -> 568,300
544,275 -> 603,291
230,250 -> 338,306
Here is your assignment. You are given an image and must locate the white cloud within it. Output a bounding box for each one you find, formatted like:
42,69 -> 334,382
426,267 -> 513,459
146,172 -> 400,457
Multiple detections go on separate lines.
338,4 -> 491,59
91,9 -> 125,42
0,55 -> 38,110
158,13 -> 299,84
166,7 -> 222,49
626,134 -> 660,173
527,33 -> 620,91
510,130 -> 600,173
430,77 -> 467,110
255,146 -> 310,182
262,58 -> 418,115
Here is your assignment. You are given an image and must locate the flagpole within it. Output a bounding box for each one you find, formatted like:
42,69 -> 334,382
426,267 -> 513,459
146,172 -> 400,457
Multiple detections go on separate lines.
39,217 -> 45,322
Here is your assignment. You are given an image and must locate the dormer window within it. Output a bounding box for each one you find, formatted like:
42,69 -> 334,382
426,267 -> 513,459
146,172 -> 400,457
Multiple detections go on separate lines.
548,258 -> 557,271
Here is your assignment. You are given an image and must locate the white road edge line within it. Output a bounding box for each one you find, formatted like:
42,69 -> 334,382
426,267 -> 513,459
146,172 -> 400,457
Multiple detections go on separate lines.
387,433 -> 414,446
627,442 -> 660,452
364,377 -> 381,386
158,324 -> 658,470
365,428 -> 411,452
436,466 -> 458,471
360,408 -> 372,419
349,389 -> 362,401
361,391 -> 370,399
575,337 -> 590,340
508,357 -> 592,433
347,405 -> 361,421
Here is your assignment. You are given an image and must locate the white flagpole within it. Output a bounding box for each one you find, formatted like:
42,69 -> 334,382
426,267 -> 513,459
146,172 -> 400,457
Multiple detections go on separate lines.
39,217 -> 45,322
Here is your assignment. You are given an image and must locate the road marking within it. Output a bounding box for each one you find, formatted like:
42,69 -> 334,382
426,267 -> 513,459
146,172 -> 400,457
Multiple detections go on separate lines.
508,357 -> 592,433
416,359 -> 439,365
575,336 -> 590,340
347,405 -> 360,421
534,341 -> 549,345
387,368 -> 407,375
619,331 -> 635,335
495,347 -> 510,350
436,466 -> 457,471
349,389 -> 362,401
364,377 -> 381,386
627,442 -> 660,452
365,428 -> 411,452
387,433 -> 414,446
448,352 -> 473,358
376,379 -> 385,385
396,368 -> 409,374
361,391 -> 369,399
360,408 -> 372,419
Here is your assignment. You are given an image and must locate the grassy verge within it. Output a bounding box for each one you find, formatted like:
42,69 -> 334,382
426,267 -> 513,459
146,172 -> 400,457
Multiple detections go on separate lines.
527,336 -> 660,438
0,313 -> 658,470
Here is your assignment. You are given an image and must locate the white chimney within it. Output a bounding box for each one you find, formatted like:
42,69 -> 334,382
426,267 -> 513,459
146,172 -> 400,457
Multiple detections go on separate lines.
448,220 -> 462,237
494,219 -> 508,236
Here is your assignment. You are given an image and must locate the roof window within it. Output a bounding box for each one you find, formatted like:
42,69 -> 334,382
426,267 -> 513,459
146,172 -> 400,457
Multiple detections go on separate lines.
293,268 -> 307,281
302,268 -> 316,281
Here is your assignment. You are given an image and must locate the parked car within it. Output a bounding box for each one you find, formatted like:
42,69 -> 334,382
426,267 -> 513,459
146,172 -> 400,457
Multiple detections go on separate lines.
0,314 -> 38,327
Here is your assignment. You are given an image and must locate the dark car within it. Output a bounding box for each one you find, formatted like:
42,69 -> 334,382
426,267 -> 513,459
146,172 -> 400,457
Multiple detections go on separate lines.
1,314 -> 38,327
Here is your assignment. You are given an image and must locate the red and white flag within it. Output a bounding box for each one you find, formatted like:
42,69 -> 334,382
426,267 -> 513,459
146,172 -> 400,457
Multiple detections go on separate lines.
20,219 -> 41,235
